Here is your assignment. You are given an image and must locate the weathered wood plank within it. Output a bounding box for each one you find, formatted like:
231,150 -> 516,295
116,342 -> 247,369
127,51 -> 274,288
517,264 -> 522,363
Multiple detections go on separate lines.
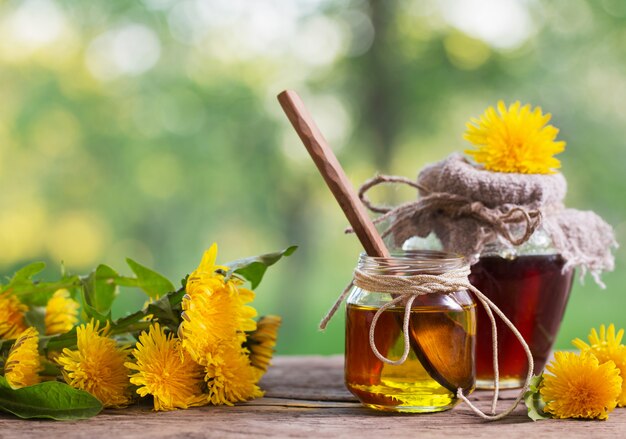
260,355 -> 355,401
0,355 -> 624,439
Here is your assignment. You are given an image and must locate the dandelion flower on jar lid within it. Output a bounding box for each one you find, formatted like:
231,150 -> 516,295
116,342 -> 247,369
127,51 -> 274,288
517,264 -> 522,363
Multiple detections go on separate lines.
44,289 -> 79,335
57,320 -> 132,408
464,101 -> 566,174
126,323 -> 206,411
4,327 -> 42,388
203,342 -> 263,406
573,324 -> 626,407
540,351 -> 622,420
0,292 -> 28,340
245,315 -> 281,378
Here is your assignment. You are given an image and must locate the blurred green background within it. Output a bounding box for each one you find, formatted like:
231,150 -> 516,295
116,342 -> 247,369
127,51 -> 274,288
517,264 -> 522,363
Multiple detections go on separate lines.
0,0 -> 624,354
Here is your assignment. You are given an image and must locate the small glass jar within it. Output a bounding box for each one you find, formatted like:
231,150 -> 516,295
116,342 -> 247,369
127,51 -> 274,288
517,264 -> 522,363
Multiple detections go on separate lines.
344,250 -> 476,413
469,228 -> 575,389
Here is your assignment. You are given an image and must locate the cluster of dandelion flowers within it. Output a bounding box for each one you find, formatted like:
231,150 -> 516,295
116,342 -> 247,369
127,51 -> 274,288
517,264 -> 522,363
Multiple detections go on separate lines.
0,292 -> 28,339
127,323 -> 206,411
57,320 -> 132,408
464,101 -> 566,174
540,351 -> 622,420
573,324 -> 626,407
4,327 -> 41,388
176,244 -> 272,406
44,289 -> 79,335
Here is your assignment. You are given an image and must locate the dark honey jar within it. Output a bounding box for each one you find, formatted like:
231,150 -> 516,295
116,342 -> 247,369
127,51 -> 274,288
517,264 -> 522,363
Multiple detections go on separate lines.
344,250 -> 476,412
469,231 -> 574,389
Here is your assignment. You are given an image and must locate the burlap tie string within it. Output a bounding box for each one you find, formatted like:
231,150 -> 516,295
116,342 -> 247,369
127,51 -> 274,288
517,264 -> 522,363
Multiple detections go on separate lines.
319,265 -> 534,421
347,174 -> 542,247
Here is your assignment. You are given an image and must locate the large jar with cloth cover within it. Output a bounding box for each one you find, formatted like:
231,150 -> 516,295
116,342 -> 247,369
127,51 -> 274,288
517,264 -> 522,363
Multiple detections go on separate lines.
365,154 -> 616,389
343,250 -> 476,412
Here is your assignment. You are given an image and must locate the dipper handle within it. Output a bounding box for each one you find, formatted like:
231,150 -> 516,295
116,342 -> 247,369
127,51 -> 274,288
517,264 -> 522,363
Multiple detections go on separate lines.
277,90 -> 389,258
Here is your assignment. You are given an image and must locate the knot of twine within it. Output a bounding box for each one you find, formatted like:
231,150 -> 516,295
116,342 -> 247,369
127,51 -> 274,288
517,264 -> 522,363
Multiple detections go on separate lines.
347,175 -> 542,247
319,266 -> 534,421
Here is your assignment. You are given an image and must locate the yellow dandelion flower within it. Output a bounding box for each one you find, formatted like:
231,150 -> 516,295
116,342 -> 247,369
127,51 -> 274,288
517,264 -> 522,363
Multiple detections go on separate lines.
57,320 -> 131,408
464,101 -> 566,174
4,327 -> 41,388
44,289 -> 79,335
541,351 -> 621,420
0,292 -> 28,340
180,280 -> 257,363
185,243 -> 230,295
245,315 -> 281,377
179,245 -> 257,363
573,324 -> 626,407
203,342 -> 263,406
126,323 -> 206,411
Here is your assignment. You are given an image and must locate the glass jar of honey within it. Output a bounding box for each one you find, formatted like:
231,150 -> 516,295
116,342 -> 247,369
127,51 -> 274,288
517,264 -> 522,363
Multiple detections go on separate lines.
344,250 -> 476,413
469,229 -> 575,389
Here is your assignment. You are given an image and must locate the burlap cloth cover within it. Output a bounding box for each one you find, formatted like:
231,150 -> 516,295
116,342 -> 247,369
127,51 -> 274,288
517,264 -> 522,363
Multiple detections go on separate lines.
381,153 -> 616,285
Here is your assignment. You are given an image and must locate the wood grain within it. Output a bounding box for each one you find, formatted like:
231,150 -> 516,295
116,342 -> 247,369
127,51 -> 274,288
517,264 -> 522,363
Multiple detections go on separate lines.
2,355 -> 625,438
277,90 -> 389,258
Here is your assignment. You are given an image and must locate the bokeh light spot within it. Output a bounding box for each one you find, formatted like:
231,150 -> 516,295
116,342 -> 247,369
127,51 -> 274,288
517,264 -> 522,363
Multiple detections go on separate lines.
0,202 -> 46,266
341,10 -> 375,57
86,24 -> 161,80
444,32 -> 491,70
7,0 -> 65,48
291,16 -> 347,66
439,0 -> 535,50
46,211 -> 109,269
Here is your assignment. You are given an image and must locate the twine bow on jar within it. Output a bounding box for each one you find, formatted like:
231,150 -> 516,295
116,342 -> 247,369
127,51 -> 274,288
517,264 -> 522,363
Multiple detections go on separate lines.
320,264 -> 534,421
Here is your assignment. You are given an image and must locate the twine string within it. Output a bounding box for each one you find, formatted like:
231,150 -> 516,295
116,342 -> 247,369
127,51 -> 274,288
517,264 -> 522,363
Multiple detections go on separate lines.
347,174 -> 542,247
319,265 -> 534,421
477,294 -> 500,414
368,293 -> 417,366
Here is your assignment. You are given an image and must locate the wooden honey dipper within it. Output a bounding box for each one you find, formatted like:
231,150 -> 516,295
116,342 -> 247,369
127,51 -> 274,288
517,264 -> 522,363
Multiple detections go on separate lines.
277,90 -> 390,259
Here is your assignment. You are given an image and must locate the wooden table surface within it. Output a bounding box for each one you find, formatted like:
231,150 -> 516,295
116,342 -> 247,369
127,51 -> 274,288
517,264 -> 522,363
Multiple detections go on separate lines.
1,355 -> 624,438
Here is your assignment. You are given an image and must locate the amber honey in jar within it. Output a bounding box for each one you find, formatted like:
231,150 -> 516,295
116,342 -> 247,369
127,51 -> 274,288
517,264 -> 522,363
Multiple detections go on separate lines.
344,250 -> 476,413
469,232 -> 574,389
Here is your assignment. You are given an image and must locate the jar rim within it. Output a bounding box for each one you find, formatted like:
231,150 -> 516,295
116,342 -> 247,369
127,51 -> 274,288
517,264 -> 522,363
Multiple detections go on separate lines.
358,249 -> 463,262
357,250 -> 465,274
